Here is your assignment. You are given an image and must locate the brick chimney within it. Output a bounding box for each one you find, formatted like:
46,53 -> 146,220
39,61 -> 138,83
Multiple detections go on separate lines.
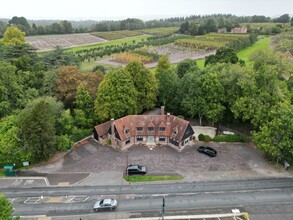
166,113 -> 170,124
161,106 -> 165,115
110,118 -> 115,140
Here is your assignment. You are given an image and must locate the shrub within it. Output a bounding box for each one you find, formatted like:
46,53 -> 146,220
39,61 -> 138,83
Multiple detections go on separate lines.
213,134 -> 248,143
198,134 -> 212,142
106,139 -> 111,145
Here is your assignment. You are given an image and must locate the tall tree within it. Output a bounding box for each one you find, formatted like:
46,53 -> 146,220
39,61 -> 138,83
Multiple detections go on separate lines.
181,71 -> 225,125
156,68 -> 179,110
252,103 -> 293,164
8,16 -> 31,33
231,62 -> 290,127
0,115 -> 21,165
155,54 -> 171,75
74,83 -> 95,128
0,193 -> 16,220
95,69 -> 138,122
2,26 -> 25,45
125,61 -> 157,112
17,97 -> 64,163
0,61 -> 23,116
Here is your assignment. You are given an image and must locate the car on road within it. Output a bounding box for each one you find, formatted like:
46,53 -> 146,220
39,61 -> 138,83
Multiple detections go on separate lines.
93,198 -> 118,212
197,146 -> 217,157
127,164 -> 147,175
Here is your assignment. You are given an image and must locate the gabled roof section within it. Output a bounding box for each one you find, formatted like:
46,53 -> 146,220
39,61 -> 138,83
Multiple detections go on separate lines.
94,114 -> 191,142
94,121 -> 111,137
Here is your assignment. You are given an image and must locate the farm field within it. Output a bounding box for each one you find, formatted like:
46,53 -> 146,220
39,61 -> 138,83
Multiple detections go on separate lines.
66,35 -> 149,53
95,44 -> 215,68
91,27 -> 178,40
175,33 -> 252,50
25,33 -> 107,51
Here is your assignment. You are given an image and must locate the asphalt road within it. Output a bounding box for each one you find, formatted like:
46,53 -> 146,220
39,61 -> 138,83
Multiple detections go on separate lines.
2,177 -> 293,218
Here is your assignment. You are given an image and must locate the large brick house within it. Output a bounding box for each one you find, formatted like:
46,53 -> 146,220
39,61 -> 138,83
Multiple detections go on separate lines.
231,27 -> 247,34
93,112 -> 194,151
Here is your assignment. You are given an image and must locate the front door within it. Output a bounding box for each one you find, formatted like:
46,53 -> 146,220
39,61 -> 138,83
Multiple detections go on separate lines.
148,136 -> 154,143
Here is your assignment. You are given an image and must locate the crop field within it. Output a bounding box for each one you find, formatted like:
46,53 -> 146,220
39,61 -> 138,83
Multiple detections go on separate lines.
66,35 -> 148,53
142,27 -> 179,36
91,27 -> 178,40
175,33 -> 251,50
112,52 -> 153,64
25,33 -> 107,51
91,30 -> 144,41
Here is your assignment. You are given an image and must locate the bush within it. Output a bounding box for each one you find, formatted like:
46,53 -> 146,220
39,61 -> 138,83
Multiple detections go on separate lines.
213,134 -> 248,143
198,134 -> 212,142
106,139 -> 111,145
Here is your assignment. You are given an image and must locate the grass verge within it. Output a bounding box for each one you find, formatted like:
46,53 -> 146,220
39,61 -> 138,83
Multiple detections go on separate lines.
124,175 -> 183,182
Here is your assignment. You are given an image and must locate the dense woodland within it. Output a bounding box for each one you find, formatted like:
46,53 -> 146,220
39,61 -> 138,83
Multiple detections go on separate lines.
0,14 -> 292,171
0,14 -> 292,36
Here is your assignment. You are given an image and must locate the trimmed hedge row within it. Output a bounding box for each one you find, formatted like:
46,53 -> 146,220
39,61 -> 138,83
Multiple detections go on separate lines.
213,134 -> 249,143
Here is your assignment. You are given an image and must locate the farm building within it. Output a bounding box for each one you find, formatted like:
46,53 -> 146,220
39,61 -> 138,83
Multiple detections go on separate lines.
93,109 -> 194,151
231,27 -> 247,34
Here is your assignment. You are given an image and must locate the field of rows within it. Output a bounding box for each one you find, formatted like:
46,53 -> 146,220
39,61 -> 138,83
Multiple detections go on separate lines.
91,27 -> 178,40
175,33 -> 251,50
25,33 -> 107,51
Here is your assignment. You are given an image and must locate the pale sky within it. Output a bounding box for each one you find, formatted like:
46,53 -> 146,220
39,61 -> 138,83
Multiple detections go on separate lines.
1,0 -> 292,20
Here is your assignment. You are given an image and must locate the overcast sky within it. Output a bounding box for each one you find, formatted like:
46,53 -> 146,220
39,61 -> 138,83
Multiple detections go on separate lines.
1,0 -> 292,20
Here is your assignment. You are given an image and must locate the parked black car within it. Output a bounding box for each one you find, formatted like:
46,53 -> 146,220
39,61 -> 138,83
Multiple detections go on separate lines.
197,146 -> 217,157
127,164 -> 147,175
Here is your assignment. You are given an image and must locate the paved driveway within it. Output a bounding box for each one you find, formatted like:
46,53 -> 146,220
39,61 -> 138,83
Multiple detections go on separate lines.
29,137 -> 291,186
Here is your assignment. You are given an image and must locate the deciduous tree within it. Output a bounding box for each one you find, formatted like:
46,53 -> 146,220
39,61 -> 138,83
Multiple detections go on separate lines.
95,69 -> 138,122
17,97 -> 64,163
2,26 -> 25,45
125,61 -> 157,112
0,193 -> 17,220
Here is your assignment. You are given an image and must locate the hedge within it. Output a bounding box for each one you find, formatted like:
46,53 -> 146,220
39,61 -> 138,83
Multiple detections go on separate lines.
198,134 -> 212,142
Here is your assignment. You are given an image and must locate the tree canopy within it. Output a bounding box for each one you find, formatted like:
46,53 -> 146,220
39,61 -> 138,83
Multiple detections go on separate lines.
2,26 -> 25,45
95,69 -> 139,122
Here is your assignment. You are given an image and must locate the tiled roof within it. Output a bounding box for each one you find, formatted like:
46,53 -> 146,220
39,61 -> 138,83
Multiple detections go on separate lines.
94,121 -> 111,137
94,115 -> 191,142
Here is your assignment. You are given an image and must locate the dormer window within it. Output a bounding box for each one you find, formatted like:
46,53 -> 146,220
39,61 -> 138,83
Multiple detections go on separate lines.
172,130 -> 177,135
159,127 -> 165,131
148,127 -> 154,131
136,127 -> 143,131
124,129 -> 130,134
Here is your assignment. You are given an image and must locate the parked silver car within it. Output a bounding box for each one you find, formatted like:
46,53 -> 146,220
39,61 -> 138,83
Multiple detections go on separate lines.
93,198 -> 118,212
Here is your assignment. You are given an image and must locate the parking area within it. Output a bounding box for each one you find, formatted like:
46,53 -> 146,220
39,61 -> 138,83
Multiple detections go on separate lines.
27,137 -> 290,186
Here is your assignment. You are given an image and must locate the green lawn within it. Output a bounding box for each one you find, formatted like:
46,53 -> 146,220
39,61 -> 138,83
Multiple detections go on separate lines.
124,175 -> 183,182
0,170 -> 5,177
195,36 -> 270,69
237,36 -> 270,64
66,35 -> 149,53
